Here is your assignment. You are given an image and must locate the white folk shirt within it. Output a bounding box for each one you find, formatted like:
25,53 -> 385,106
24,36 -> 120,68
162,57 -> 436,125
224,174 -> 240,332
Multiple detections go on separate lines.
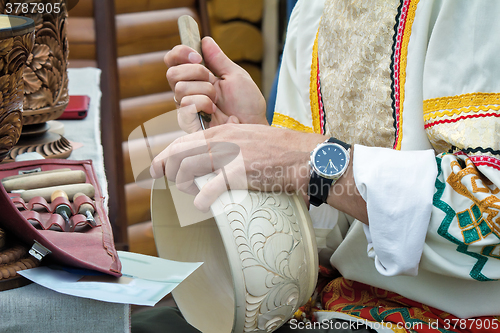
273,0 -> 500,318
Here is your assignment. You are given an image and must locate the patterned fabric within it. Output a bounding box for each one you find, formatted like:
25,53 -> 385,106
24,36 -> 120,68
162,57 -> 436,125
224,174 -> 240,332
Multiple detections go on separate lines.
424,93 -> 500,154
317,0 -> 397,148
277,0 -> 500,321
427,152 -> 500,281
309,29 -> 325,135
319,277 -> 500,333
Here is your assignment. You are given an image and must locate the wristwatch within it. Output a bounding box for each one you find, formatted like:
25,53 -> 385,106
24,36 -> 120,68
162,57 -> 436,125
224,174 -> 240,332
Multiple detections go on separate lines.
308,138 -> 351,206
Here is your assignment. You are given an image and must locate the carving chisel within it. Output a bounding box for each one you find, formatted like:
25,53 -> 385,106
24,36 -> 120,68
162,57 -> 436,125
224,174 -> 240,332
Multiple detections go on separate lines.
2,170 -> 86,192
2,168 -> 71,182
73,192 -> 97,227
178,15 -> 211,130
20,183 -> 95,202
51,190 -> 73,231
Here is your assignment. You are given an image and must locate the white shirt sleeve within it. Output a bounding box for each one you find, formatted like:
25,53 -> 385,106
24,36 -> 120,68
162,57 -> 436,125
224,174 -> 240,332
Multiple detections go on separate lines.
353,144 -> 438,276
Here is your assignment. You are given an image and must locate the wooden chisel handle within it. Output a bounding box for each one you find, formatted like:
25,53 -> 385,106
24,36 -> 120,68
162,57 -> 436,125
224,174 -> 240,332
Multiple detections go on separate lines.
178,15 -> 205,66
74,192 -> 96,227
2,168 -> 71,182
2,170 -> 86,192
178,15 -> 211,127
21,183 -> 95,202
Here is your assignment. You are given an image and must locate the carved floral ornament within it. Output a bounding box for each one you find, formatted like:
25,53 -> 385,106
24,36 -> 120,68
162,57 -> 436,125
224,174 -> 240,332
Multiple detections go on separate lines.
222,191 -> 317,332
0,17 -> 34,160
0,0 -> 69,125
152,174 -> 318,333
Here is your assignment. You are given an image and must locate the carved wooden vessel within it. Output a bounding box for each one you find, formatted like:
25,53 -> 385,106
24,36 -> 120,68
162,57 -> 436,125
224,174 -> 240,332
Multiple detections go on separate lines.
0,227 -> 39,291
0,15 -> 35,162
0,0 -> 69,125
152,175 -> 318,333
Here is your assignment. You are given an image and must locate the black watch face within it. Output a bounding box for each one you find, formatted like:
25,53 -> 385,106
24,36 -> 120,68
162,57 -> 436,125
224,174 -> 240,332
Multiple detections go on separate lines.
314,144 -> 347,177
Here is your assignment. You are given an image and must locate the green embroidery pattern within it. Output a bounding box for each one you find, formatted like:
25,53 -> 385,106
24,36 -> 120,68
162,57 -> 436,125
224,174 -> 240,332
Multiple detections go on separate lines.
433,157 -> 498,281
457,204 -> 493,244
369,307 -> 453,333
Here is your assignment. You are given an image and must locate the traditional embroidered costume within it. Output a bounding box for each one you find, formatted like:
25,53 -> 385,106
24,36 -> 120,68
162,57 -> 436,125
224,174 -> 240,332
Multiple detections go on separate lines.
273,0 -> 500,331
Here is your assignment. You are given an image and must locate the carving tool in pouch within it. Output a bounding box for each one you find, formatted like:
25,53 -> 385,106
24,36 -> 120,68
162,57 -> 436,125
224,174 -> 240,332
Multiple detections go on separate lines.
2,169 -> 86,192
73,192 -> 96,227
178,15 -> 211,130
20,183 -> 95,202
51,190 -> 73,231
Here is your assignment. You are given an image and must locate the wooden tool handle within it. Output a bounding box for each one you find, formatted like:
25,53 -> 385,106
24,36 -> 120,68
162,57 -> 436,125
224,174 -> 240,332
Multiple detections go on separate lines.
178,15 -> 211,125
74,192 -> 95,214
1,168 -> 71,182
178,15 -> 205,66
2,170 -> 86,192
21,183 -> 95,202
50,190 -> 68,202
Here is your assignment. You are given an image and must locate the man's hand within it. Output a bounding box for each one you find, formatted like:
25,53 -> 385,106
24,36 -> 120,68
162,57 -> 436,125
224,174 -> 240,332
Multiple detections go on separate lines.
165,37 -> 268,133
150,124 -> 326,211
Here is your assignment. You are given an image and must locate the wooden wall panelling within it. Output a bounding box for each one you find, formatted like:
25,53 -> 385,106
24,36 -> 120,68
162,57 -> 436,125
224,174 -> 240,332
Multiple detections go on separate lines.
261,0 -> 279,99
211,21 -> 263,63
115,8 -> 198,57
206,0 -> 264,92
68,0 -> 93,17
115,0 -> 196,14
128,221 -> 157,256
126,181 -> 152,226
118,51 -> 170,100
209,0 -> 263,22
67,0 -> 213,253
239,62 -> 262,90
123,129 -> 184,185
120,91 -> 176,141
117,0 -> 211,257
67,17 -> 95,60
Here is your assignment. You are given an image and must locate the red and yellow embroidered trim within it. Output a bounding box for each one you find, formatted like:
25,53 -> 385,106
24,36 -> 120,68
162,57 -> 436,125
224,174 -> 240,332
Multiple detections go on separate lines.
424,92 -> 500,113
272,112 -> 313,133
425,112 -> 500,129
393,0 -> 419,150
309,29 -> 322,134
423,93 -> 500,128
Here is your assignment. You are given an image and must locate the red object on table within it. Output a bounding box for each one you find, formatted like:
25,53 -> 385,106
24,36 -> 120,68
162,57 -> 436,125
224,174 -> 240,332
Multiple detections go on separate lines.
58,95 -> 90,120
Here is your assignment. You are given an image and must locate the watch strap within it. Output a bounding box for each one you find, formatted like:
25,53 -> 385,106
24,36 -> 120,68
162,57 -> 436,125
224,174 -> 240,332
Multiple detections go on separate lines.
326,137 -> 351,150
308,171 -> 333,206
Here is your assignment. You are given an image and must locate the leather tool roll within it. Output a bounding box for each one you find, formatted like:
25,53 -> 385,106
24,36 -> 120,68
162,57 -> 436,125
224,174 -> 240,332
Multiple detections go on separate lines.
0,159 -> 121,277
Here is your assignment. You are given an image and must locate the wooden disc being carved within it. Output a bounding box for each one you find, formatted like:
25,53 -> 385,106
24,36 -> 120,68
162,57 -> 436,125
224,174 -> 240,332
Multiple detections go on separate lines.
152,175 -> 319,333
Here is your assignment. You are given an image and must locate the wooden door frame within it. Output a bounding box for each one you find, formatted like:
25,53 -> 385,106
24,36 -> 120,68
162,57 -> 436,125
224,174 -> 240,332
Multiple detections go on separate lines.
94,0 -> 128,251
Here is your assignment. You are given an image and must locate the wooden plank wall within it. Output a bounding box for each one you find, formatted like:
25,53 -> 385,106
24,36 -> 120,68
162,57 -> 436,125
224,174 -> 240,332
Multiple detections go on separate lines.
208,0 -> 263,89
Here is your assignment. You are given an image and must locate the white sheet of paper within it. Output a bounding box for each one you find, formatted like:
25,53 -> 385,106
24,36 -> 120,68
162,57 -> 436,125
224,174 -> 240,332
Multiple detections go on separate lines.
19,251 -> 202,306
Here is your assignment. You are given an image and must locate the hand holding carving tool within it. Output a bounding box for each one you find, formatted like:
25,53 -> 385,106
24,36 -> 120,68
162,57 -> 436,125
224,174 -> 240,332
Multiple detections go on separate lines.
73,192 -> 96,227
51,190 -> 73,231
178,15 -> 211,130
